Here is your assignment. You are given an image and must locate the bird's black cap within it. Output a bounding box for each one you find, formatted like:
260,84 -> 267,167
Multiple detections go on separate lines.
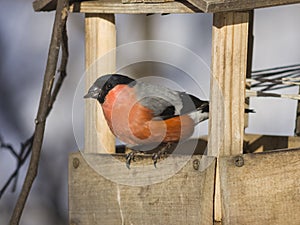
84,74 -> 136,103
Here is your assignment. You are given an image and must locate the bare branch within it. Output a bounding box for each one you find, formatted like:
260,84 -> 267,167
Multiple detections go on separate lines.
0,19 -> 69,203
9,0 -> 69,223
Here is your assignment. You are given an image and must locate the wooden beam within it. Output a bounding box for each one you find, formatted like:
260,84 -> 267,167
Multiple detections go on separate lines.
294,91 -> 300,135
69,152 -> 216,225
205,0 -> 300,13
171,135 -> 300,154
34,0 -> 300,13
85,14 -> 116,153
209,11 -> 250,156
244,134 -> 300,153
244,10 -> 254,129
33,0 -> 57,11
122,0 -> 173,4
208,11 -> 251,223
69,0 -> 201,14
185,0 -> 300,13
219,148 -> 300,225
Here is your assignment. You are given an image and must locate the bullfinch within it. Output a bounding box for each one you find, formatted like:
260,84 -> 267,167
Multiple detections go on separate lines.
84,74 -> 209,167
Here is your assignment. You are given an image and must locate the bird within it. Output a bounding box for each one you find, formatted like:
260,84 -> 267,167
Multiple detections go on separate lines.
84,74 -> 209,168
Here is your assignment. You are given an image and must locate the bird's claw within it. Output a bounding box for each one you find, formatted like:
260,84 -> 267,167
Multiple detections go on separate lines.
126,152 -> 136,169
151,146 -> 169,168
152,153 -> 159,168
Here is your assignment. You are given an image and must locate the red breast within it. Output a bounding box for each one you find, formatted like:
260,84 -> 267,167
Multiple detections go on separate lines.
101,84 -> 195,145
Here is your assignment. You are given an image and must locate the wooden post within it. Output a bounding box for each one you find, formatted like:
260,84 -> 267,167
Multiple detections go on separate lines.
208,11 -> 251,222
85,14 -> 116,153
245,10 -> 254,129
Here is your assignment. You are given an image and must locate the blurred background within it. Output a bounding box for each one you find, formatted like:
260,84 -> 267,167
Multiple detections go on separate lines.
0,0 -> 300,224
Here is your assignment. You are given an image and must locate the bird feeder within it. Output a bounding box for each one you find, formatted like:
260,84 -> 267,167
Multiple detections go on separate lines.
33,0 -> 300,224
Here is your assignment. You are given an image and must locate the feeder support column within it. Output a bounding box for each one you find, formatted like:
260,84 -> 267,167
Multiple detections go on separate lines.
85,14 -> 116,153
208,11 -> 252,222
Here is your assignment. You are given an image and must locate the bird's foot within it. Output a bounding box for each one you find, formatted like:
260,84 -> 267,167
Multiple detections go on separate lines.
126,151 -> 136,169
152,143 -> 172,167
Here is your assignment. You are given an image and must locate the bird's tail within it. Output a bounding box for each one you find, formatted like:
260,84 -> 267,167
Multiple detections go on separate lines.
187,95 -> 209,124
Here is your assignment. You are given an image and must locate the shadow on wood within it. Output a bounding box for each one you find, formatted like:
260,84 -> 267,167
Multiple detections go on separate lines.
244,134 -> 300,153
116,137 -> 208,155
69,152 -> 216,225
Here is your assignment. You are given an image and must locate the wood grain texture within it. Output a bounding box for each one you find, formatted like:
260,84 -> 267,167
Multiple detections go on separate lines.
69,0 -> 201,14
33,0 -> 300,13
244,134 -> 300,153
295,86 -> 300,135
122,0 -> 173,4
209,11 -> 250,157
186,0 -> 300,12
244,10 -> 254,129
33,0 -> 57,11
69,152 -> 216,225
205,0 -> 300,13
208,11 -> 250,222
85,14 -> 116,153
220,149 -> 300,225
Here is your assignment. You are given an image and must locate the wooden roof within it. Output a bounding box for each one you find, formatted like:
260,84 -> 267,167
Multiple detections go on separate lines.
33,0 -> 300,13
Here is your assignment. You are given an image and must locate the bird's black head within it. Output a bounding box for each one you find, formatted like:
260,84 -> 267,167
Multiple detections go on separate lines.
84,74 -> 136,103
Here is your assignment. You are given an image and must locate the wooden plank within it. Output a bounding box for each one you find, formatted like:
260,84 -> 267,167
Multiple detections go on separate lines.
143,0 -> 173,2
122,0 -> 173,4
33,0 -> 57,11
180,135 -> 300,154
69,152 -> 216,225
184,0 -> 300,13
205,0 -> 300,13
85,14 -> 116,153
69,0 -> 202,14
244,134 -> 300,153
244,10 -> 254,129
209,11 -> 250,157
219,149 -> 300,225
295,87 -> 300,135
208,11 -> 250,222
34,0 -> 300,12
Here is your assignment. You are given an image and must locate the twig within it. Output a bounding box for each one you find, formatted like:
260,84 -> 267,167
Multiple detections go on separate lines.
0,135 -> 19,159
247,77 -> 300,86
0,21 -> 68,201
9,0 -> 69,224
0,135 -> 34,198
0,31 -> 68,198
252,64 -> 300,76
47,20 -> 69,116
246,90 -> 300,100
248,64 -> 300,92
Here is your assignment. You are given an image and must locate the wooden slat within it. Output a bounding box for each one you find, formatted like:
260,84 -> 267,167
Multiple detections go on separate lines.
33,0 -> 57,11
174,135 -> 300,154
244,134 -> 300,153
295,88 -> 300,135
33,0 -> 300,13
122,0 -> 173,4
209,11 -> 250,157
85,14 -> 116,153
69,152 -> 216,225
208,11 -> 251,222
69,0 -> 201,14
219,149 -> 300,225
205,0 -> 300,13
244,10 -> 254,129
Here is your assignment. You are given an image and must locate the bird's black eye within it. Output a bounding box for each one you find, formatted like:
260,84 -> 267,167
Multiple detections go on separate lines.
106,83 -> 112,89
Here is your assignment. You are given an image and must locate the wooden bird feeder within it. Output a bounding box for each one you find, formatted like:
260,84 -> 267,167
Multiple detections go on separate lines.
34,0 -> 300,224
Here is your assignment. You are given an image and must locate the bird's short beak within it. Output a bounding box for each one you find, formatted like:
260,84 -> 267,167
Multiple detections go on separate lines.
84,86 -> 101,99
84,92 -> 95,99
